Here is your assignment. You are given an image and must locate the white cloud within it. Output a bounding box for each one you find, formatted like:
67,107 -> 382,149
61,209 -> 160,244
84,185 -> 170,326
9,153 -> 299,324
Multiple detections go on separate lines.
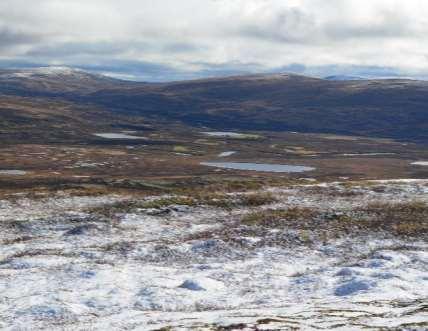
1,0 -> 428,80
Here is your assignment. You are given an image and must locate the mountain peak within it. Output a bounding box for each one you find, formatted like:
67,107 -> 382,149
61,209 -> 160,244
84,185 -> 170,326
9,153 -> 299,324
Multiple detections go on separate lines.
31,66 -> 84,75
0,66 -> 125,94
0,66 -> 99,79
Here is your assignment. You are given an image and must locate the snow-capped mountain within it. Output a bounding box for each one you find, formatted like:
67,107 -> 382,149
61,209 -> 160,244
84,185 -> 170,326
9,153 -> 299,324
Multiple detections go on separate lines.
0,66 -> 127,94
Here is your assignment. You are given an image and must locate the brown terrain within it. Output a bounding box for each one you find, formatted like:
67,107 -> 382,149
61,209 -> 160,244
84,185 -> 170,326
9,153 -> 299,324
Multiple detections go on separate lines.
0,68 -> 427,194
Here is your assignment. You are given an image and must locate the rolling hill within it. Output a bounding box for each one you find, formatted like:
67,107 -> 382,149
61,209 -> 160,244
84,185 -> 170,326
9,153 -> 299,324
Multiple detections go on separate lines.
1,67 -> 428,143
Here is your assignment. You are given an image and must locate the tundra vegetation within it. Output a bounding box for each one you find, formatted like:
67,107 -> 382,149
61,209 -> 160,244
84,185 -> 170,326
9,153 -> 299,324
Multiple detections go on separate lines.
0,178 -> 427,330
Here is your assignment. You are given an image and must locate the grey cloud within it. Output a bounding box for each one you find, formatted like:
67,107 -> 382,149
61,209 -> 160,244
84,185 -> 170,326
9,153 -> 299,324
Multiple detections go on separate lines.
325,10 -> 417,40
0,28 -> 41,49
238,7 -> 318,43
162,43 -> 200,53
26,41 -> 200,59
26,42 -> 129,58
0,59 -> 46,69
236,4 -> 418,44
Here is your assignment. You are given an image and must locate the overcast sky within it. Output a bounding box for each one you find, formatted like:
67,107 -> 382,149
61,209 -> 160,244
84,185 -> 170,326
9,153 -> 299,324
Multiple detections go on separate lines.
1,0 -> 428,81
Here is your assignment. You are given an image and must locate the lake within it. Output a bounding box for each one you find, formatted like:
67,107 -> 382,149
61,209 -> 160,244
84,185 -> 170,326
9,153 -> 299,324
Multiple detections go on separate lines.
201,132 -> 260,139
201,162 -> 315,173
411,161 -> 428,166
94,133 -> 147,139
0,170 -> 27,175
202,131 -> 245,137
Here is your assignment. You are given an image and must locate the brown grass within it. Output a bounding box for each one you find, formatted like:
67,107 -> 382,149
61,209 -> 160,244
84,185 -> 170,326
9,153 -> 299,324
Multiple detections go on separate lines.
241,207 -> 315,226
240,200 -> 428,238
362,201 -> 428,236
239,192 -> 277,206
141,196 -> 197,209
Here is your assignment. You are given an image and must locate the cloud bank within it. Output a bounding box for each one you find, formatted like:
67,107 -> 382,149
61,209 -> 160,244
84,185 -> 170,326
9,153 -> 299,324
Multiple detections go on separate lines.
0,0 -> 427,81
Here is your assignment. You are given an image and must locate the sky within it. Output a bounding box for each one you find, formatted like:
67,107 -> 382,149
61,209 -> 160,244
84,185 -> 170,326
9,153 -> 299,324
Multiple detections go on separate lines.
1,0 -> 428,81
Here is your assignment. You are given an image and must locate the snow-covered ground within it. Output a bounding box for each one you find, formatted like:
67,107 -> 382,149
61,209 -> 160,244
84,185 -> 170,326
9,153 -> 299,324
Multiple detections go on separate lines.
0,181 -> 427,330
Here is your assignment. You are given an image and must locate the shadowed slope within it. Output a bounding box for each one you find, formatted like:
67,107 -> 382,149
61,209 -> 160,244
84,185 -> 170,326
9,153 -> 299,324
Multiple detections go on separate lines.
1,69 -> 428,142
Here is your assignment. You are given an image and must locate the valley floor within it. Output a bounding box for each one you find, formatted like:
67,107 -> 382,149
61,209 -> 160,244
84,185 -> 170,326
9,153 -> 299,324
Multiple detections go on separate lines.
0,180 -> 427,330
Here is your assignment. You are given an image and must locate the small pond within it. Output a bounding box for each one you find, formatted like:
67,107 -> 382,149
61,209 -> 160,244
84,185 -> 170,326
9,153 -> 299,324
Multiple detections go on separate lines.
201,162 -> 315,173
94,133 -> 147,139
411,161 -> 428,166
0,170 -> 27,175
201,132 -> 260,139
202,131 -> 243,137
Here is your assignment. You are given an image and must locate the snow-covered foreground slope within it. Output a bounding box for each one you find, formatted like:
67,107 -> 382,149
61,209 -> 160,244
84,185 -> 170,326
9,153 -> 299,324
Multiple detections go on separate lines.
0,181 -> 427,330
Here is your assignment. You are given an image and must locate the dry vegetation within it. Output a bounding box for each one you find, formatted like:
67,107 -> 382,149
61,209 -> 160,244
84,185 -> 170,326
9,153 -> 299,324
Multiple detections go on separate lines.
241,207 -> 315,226
363,201 -> 428,236
87,191 -> 279,217
240,200 -> 428,239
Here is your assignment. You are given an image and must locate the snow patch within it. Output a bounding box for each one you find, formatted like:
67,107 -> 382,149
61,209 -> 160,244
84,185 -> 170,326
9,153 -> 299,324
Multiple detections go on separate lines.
411,161 -> 428,166
218,151 -> 237,157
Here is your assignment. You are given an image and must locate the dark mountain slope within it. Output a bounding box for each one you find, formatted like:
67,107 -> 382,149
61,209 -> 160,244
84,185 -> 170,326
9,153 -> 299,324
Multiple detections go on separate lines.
87,74 -> 428,141
1,69 -> 428,142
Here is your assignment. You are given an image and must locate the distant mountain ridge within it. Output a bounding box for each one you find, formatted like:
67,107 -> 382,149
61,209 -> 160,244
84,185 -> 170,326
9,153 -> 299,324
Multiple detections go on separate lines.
1,67 -> 428,143
324,75 -> 365,81
0,67 -> 131,95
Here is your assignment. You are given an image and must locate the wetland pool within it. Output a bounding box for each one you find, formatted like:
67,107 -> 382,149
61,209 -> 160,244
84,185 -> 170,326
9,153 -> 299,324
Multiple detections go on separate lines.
201,162 -> 315,173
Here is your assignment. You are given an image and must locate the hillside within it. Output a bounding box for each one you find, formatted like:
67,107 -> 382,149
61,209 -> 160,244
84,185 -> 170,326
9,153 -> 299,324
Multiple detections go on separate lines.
1,68 -> 428,142
89,74 -> 428,142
